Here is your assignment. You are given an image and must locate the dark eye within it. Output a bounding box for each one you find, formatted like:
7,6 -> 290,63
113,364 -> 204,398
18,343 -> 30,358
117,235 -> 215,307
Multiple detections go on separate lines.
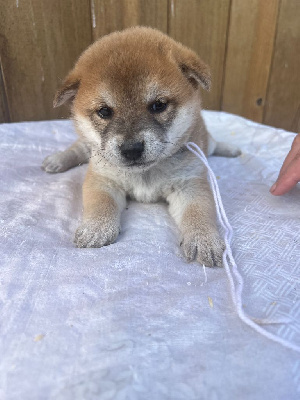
97,107 -> 113,119
149,100 -> 168,113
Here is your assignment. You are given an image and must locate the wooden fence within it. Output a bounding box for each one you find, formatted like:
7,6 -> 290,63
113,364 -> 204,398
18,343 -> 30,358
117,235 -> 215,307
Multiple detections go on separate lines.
0,0 -> 299,132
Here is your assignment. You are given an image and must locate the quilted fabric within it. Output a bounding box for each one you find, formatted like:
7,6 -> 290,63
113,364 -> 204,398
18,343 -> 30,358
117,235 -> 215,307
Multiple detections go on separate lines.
0,111 -> 299,399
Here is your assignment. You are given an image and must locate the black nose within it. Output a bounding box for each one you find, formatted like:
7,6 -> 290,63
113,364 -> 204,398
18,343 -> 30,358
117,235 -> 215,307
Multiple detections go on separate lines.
120,141 -> 144,161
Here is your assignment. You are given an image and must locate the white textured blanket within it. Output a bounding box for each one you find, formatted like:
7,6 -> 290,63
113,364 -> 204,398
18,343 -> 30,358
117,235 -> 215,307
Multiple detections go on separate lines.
0,111 -> 299,399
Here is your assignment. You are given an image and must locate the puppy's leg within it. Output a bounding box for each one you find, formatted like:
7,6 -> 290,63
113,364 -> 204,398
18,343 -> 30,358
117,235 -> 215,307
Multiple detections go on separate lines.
42,138 -> 90,173
167,178 -> 224,267
207,135 -> 241,157
74,168 -> 126,248
212,142 -> 241,157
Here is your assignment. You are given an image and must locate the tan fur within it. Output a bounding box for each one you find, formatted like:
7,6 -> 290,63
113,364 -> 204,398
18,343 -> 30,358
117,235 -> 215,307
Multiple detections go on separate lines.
42,27 -> 240,266
75,168 -> 126,248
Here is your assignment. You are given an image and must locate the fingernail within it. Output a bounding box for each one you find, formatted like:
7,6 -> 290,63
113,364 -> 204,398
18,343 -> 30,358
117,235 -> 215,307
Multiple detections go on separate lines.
270,183 -> 277,193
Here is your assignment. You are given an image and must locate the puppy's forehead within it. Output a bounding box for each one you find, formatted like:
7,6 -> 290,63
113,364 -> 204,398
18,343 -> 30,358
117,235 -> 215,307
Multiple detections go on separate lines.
104,58 -> 184,105
98,77 -> 173,105
85,65 -> 175,108
104,54 -> 175,86
78,38 -> 189,106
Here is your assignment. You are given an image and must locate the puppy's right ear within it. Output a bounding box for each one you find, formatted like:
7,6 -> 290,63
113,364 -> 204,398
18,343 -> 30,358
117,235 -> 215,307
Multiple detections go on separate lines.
53,70 -> 80,108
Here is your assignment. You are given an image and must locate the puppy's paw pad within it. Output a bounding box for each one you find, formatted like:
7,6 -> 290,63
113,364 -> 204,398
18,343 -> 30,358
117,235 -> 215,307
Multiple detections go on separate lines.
42,152 -> 69,173
74,221 -> 119,248
181,230 -> 225,267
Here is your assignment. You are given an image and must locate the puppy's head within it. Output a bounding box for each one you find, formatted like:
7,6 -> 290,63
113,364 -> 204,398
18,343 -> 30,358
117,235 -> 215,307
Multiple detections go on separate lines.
54,27 -> 211,170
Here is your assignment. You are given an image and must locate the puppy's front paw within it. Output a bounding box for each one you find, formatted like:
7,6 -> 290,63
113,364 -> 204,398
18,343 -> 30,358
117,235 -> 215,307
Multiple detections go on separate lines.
181,230 -> 225,267
74,219 -> 119,248
42,152 -> 70,173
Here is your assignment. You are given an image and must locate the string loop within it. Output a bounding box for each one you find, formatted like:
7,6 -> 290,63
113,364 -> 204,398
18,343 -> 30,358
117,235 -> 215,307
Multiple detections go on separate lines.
186,141 -> 300,353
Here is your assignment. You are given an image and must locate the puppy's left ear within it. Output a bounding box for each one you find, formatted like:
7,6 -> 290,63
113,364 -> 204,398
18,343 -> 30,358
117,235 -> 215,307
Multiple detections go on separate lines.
173,44 -> 211,91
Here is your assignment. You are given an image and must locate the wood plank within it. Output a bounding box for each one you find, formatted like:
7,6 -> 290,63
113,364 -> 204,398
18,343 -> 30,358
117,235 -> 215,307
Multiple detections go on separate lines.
91,0 -> 168,40
222,0 -> 279,123
0,55 -> 10,123
0,0 -> 92,122
264,0 -> 300,132
168,0 -> 231,110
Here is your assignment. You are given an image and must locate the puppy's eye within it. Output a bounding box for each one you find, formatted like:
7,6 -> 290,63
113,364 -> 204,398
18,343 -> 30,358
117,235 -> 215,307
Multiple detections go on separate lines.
149,100 -> 168,113
97,107 -> 113,119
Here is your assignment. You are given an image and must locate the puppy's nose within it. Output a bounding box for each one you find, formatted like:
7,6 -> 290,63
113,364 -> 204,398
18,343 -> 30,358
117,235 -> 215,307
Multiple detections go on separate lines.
120,141 -> 144,161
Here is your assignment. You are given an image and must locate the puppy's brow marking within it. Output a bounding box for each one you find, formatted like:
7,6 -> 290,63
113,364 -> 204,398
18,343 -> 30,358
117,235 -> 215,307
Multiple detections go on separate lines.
97,89 -> 116,108
145,81 -> 171,103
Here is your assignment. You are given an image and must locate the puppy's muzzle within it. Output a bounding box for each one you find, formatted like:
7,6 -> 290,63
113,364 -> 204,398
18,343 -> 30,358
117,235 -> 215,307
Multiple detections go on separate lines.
120,141 -> 144,161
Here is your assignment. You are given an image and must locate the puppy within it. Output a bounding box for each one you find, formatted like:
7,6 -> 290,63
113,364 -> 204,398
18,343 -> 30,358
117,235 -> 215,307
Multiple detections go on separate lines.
42,27 -> 239,266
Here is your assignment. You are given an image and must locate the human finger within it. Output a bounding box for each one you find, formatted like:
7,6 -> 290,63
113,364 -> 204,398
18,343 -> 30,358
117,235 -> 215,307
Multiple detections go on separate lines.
270,153 -> 300,195
277,134 -> 300,180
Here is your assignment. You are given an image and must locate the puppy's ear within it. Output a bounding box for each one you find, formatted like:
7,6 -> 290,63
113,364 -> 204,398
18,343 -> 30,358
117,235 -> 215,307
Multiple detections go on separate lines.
173,45 -> 211,91
53,70 -> 80,108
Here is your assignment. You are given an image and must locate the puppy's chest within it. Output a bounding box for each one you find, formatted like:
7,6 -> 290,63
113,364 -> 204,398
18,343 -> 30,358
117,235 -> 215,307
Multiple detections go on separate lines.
123,172 -> 167,202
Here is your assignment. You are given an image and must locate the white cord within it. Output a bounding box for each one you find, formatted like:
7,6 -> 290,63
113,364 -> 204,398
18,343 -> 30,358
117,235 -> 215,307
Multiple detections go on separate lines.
186,141 -> 300,353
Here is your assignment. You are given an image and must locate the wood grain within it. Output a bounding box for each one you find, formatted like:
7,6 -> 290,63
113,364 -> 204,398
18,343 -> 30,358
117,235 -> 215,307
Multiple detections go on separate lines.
0,0 -> 92,122
264,0 -> 300,132
0,55 -> 10,123
168,0 -> 231,110
0,0 -> 299,131
91,0 -> 168,40
222,0 -> 279,123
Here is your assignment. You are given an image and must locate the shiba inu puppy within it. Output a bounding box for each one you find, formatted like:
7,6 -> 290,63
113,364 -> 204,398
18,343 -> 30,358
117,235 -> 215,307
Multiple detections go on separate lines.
42,27 -> 239,266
